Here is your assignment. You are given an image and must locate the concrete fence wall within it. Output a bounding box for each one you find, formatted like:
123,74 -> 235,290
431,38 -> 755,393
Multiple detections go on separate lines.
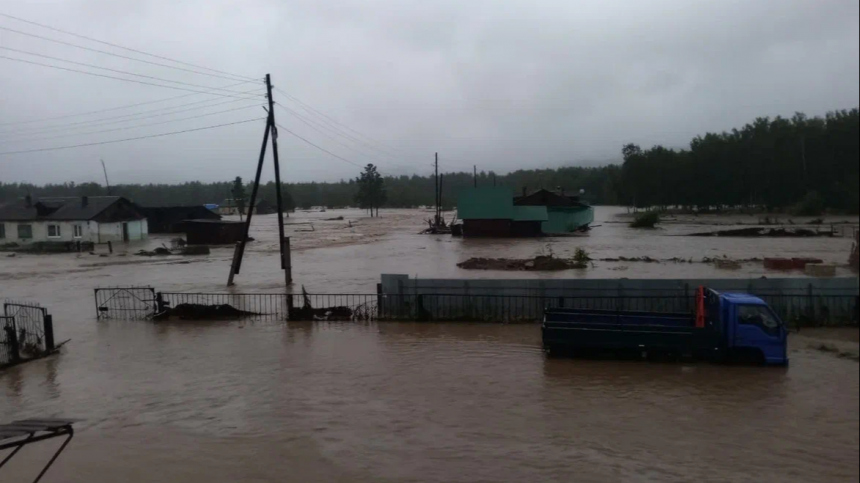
379,275 -> 859,323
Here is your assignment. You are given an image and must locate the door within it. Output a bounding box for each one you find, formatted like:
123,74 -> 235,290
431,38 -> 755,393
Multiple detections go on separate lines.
733,304 -> 786,364
122,222 -> 129,242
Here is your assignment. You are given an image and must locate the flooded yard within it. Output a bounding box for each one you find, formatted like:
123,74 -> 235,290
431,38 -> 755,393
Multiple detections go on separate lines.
1,206 -> 858,482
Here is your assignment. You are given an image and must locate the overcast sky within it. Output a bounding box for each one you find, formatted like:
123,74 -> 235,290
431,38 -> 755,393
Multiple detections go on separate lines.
1,0 -> 858,185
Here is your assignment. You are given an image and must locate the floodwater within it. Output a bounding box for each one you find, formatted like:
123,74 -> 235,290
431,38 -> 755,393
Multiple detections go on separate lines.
1,207 -> 858,482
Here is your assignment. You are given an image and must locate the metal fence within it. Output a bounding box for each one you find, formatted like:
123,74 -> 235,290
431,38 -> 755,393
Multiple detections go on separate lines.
94,287 -> 157,320
1,302 -> 55,368
91,286 -> 858,326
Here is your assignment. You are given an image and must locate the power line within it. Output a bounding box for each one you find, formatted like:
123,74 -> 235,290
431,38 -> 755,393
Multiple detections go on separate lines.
0,118 -> 265,156
274,122 -> 363,169
274,103 -> 389,165
0,54 -> 265,98
0,14 -> 256,81
0,90 -> 263,137
0,79 -> 259,127
274,86 -> 410,159
0,46 -> 262,95
4,104 -> 263,144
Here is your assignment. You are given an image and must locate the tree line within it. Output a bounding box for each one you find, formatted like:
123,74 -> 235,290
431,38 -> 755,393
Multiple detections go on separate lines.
0,166 -> 620,209
619,109 -> 859,213
1,108 -> 855,213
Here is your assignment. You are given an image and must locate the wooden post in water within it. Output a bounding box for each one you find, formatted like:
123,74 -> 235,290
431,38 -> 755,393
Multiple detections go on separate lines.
227,242 -> 242,286
283,237 -> 292,285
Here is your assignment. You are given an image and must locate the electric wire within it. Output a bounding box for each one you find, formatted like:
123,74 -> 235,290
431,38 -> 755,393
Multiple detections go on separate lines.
0,79 -> 260,127
0,17 -> 256,82
0,89 -> 264,138
0,54 -> 265,98
0,118 -> 265,155
0,46 -> 262,94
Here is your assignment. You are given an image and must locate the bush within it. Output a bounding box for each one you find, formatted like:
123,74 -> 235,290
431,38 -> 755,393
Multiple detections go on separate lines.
573,248 -> 590,264
791,191 -> 825,216
630,211 -> 660,228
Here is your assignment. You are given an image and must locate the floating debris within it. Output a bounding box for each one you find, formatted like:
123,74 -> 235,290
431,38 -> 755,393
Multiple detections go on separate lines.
688,227 -> 831,237
457,255 -> 586,271
288,286 -> 353,320
154,303 -> 259,320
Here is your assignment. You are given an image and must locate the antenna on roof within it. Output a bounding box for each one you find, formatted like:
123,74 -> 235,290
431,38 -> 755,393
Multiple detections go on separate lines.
100,159 -> 112,195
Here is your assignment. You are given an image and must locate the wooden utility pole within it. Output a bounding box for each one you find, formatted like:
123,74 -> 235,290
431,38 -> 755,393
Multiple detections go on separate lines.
100,159 -> 111,195
434,152 -> 440,226
473,165 -> 477,187
438,173 -> 443,221
266,74 -> 291,285
228,73 -> 290,287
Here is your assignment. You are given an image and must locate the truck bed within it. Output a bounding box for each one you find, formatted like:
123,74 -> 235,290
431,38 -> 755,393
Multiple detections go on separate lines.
542,308 -> 713,358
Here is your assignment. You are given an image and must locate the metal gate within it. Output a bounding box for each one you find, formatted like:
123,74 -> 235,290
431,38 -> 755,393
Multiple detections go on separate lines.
2,302 -> 55,366
94,287 -> 157,320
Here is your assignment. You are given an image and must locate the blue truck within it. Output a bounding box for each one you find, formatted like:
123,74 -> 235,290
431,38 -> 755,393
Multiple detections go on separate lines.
542,288 -> 788,365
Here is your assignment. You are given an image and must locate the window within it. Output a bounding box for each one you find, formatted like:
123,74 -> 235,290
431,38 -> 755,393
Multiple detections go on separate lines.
48,224 -> 61,238
73,224 -> 83,238
738,305 -> 781,333
17,224 -> 32,239
0,223 -> 5,239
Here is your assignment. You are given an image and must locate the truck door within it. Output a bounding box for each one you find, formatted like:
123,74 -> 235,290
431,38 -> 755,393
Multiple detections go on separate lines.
733,304 -> 787,364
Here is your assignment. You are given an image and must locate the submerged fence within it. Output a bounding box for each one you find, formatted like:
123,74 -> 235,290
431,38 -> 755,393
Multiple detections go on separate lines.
93,286 -> 858,325
1,302 -> 55,368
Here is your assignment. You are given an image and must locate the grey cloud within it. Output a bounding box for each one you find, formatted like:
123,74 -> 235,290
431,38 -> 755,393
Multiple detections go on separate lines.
1,0 -> 857,184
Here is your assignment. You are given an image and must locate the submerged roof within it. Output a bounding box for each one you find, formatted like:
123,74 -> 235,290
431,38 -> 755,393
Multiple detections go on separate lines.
0,196 -> 137,221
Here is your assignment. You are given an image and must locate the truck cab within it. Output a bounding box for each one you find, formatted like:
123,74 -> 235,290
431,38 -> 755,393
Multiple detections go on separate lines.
542,288 -> 789,365
709,291 -> 788,365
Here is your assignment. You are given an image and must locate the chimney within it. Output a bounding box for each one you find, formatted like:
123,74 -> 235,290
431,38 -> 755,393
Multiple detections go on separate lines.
25,194 -> 32,208
82,196 -> 89,207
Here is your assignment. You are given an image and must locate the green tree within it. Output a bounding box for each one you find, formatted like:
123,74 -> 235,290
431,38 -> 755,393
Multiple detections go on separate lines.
231,176 -> 247,221
354,164 -> 387,216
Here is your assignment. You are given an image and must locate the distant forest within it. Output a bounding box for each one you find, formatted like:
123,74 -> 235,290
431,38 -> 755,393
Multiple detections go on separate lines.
1,109 -> 856,213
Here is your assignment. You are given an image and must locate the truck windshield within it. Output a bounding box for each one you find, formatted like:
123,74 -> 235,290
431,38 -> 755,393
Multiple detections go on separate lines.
738,305 -> 781,332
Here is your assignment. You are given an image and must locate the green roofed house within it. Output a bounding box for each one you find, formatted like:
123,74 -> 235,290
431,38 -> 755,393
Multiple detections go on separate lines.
456,186 -> 593,237
456,187 -> 548,237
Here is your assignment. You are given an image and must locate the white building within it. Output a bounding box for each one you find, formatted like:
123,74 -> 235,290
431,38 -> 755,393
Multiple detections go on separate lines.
0,196 -> 148,245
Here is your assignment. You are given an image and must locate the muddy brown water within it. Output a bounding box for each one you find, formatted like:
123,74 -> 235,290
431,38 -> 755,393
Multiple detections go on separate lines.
1,207 -> 858,482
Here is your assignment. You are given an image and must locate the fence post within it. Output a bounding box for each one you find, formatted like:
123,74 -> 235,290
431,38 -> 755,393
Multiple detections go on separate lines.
807,283 -> 814,322
376,283 -> 383,319
4,319 -> 21,364
43,313 -> 55,352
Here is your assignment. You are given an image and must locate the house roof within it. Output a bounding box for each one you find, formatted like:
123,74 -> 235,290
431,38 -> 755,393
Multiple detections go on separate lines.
0,196 -> 131,221
138,205 -> 221,219
457,187 -> 515,220
511,205 -> 549,222
514,188 -> 584,207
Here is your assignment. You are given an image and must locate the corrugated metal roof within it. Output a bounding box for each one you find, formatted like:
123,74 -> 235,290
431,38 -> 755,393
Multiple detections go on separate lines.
457,187 -> 514,220
511,206 -> 548,221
